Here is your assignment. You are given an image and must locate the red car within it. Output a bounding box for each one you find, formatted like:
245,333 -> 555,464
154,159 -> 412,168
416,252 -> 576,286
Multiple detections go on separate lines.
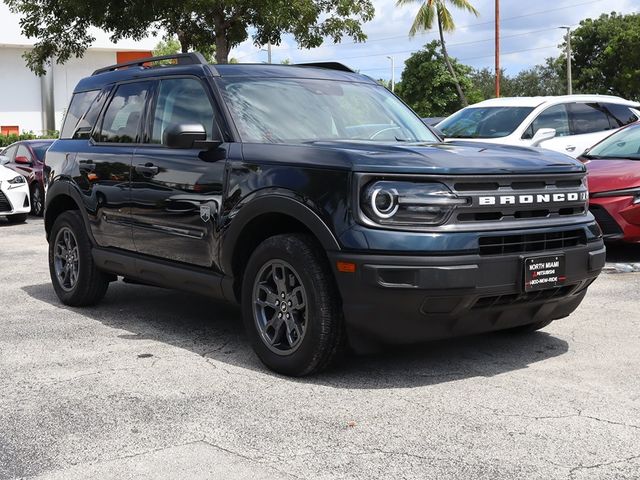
581,123 -> 640,242
0,139 -> 55,216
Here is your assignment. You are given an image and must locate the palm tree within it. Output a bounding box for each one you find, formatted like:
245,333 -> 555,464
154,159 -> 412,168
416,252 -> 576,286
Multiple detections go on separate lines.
397,0 -> 479,106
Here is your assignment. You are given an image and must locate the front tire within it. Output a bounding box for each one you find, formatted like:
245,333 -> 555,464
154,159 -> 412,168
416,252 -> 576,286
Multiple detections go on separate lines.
241,234 -> 345,376
49,211 -> 109,306
6,213 -> 27,224
31,183 -> 44,216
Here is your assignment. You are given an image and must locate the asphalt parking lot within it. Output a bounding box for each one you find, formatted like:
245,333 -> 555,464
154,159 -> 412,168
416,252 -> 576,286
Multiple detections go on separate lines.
1,217 -> 639,480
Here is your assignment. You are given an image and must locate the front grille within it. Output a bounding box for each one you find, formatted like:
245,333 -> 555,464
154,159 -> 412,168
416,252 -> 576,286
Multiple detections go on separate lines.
450,174 -> 588,225
472,284 -> 578,310
0,191 -> 12,213
589,204 -> 623,238
479,229 -> 587,256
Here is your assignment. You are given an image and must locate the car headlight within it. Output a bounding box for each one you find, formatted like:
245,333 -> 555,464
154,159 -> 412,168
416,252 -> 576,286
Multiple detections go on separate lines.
361,180 -> 467,226
7,175 -> 26,184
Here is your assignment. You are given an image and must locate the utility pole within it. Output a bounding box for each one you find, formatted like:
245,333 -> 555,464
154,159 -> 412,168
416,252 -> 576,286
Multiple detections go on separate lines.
559,26 -> 572,94
387,56 -> 395,92
495,0 -> 500,97
267,41 -> 272,64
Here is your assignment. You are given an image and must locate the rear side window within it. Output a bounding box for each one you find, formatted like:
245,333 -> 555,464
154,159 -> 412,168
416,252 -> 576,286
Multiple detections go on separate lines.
602,103 -> 638,128
98,82 -> 150,143
569,103 -> 612,135
60,90 -> 99,139
150,78 -> 216,144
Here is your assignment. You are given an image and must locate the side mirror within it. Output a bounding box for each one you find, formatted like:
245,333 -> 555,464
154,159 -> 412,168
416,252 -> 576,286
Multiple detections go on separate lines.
0,155 -> 9,165
531,128 -> 556,147
163,123 -> 221,149
15,155 -> 32,165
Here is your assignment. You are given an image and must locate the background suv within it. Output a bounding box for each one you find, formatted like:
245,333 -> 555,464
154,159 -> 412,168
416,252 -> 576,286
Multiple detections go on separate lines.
43,53 -> 604,376
1,139 -> 55,216
437,95 -> 640,157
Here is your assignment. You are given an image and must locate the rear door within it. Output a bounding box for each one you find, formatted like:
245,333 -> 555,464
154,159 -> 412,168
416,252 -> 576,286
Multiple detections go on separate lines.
78,81 -> 152,251
130,76 -> 227,268
566,103 -> 618,156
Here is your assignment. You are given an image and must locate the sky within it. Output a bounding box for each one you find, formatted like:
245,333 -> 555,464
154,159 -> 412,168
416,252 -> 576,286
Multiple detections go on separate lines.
0,0 -> 638,80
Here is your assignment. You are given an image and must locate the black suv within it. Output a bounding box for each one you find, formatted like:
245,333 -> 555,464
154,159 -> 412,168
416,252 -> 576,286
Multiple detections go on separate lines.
44,53 -> 605,376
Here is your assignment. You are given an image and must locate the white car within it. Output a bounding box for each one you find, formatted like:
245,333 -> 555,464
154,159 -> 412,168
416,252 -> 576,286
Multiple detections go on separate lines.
436,95 -> 640,157
0,155 -> 30,223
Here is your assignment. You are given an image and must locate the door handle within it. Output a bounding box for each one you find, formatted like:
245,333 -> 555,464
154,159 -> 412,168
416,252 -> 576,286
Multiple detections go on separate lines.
565,145 -> 576,152
135,163 -> 159,176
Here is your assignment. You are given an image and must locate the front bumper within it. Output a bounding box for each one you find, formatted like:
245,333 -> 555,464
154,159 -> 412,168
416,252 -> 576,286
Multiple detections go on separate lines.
589,197 -> 640,243
0,183 -> 30,216
329,239 -> 605,344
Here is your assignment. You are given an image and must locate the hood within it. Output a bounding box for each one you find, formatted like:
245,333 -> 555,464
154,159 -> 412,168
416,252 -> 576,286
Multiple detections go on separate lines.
585,159 -> 640,193
0,165 -> 24,182
242,141 -> 585,175
311,140 -> 585,175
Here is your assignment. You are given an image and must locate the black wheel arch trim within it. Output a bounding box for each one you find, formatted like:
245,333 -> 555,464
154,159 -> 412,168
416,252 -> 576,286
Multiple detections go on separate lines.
44,179 -> 96,244
220,193 -> 341,275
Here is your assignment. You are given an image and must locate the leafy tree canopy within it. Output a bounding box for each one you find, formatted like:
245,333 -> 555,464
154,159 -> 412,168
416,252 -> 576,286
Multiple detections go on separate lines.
6,0 -> 374,73
395,41 -> 479,117
570,12 -> 640,100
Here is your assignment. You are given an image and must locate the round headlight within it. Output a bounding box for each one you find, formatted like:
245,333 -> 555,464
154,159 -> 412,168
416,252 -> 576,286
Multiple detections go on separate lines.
371,187 -> 398,218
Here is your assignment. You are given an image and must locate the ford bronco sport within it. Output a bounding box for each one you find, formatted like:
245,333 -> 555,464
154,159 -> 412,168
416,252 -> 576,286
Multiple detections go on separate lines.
44,53 -> 605,376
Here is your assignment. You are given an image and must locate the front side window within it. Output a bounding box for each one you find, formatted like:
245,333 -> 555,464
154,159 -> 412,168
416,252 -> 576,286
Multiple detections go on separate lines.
60,90 -> 99,139
438,106 -> 534,139
219,78 -> 437,144
587,124 -> 640,159
151,78 -> 216,144
16,144 -> 33,163
523,104 -> 570,139
569,103 -> 612,135
98,82 -> 150,143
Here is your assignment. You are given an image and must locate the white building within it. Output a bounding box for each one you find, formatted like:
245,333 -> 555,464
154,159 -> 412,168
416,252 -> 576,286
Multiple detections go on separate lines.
0,4 -> 157,135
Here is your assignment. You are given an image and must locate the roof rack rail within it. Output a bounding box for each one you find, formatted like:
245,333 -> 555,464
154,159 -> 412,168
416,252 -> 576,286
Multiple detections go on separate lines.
295,62 -> 355,73
92,52 -> 208,76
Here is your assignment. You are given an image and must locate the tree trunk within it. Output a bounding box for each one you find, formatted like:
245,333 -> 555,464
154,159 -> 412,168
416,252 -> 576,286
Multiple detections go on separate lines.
213,15 -> 229,64
437,11 -> 468,107
177,31 -> 190,53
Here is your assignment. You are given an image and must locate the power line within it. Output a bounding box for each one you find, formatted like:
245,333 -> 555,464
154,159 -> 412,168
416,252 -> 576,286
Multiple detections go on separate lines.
234,0 -> 601,61
358,44 -> 559,73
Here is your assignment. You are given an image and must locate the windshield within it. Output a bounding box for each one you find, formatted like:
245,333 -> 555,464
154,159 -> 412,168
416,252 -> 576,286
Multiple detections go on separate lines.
438,106 -> 534,138
219,78 -> 438,144
587,124 -> 640,159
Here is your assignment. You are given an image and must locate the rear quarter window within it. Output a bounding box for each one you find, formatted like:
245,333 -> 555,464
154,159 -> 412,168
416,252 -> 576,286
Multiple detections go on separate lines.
60,90 -> 100,139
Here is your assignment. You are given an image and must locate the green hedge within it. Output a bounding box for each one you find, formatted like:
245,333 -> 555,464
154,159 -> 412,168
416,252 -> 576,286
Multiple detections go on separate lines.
0,131 -> 59,148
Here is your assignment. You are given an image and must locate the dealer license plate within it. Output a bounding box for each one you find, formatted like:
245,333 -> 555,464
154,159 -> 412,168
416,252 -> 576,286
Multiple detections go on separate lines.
524,255 -> 566,292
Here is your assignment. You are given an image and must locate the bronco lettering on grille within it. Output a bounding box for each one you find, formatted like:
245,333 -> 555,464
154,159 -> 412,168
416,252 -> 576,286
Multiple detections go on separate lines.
478,192 -> 587,206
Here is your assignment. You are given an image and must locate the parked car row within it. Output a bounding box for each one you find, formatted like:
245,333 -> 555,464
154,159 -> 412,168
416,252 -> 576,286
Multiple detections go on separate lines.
434,95 -> 640,244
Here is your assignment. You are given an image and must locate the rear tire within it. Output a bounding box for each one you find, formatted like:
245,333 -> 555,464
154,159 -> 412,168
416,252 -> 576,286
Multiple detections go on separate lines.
504,319 -> 554,334
241,233 -> 345,376
49,211 -> 109,306
6,213 -> 27,224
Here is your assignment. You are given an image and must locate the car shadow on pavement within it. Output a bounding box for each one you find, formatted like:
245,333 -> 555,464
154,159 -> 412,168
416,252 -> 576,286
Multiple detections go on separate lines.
23,281 -> 569,389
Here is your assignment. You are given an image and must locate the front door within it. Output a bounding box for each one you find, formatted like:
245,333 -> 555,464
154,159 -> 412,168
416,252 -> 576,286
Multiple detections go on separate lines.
130,76 -> 227,268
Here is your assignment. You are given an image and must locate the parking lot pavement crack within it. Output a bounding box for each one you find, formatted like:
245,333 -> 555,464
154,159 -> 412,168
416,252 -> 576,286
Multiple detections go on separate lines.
479,406 -> 640,431
568,453 -> 640,479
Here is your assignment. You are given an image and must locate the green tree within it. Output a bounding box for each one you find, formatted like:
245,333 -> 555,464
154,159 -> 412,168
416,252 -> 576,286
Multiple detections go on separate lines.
396,0 -> 479,107
395,41 -> 478,117
153,37 -> 216,63
570,12 -> 640,100
510,58 -> 565,96
5,0 -> 375,73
